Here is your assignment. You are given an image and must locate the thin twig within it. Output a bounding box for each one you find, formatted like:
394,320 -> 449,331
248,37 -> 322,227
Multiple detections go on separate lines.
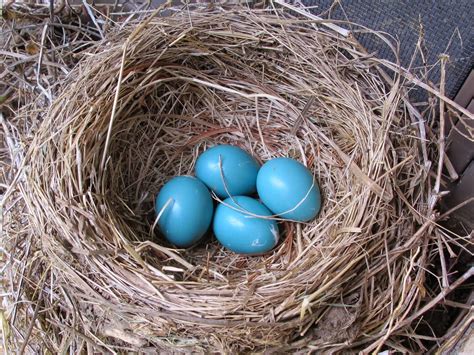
81,0 -> 105,39
438,197 -> 474,220
431,55 -> 448,210
36,23 -> 52,103
19,275 -> 48,355
436,230 -> 449,288
395,267 -> 473,331
273,0 -> 351,37
100,41 -> 128,172
291,96 -> 315,135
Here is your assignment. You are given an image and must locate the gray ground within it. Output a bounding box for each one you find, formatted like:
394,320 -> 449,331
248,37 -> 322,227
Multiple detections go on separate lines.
302,0 -> 473,100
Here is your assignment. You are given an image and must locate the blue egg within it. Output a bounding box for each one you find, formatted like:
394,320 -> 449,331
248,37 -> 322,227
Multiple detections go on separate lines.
213,196 -> 279,254
155,176 -> 213,247
257,158 -> 321,222
195,145 -> 260,198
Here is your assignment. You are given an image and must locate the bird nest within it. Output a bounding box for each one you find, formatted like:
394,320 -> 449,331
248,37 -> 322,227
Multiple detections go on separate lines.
3,5 -> 467,353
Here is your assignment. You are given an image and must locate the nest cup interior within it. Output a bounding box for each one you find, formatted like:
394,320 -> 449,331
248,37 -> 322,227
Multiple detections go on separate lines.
105,31 -> 391,267
27,9 -> 425,349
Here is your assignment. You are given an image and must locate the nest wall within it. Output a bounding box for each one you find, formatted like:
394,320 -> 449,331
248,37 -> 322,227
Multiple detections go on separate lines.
5,7 -> 443,353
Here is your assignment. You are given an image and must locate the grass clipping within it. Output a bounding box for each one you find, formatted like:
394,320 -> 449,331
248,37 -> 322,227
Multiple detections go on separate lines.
3,6 -> 469,353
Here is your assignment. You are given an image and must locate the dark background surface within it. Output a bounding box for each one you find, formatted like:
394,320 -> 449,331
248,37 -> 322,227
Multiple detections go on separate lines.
301,0 -> 473,100
115,0 -> 474,99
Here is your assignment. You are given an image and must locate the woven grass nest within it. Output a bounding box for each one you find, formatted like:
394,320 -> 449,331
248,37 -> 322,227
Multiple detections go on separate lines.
10,6 -> 460,353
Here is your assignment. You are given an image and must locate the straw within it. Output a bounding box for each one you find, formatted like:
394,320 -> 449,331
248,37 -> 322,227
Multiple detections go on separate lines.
1,3 -> 472,353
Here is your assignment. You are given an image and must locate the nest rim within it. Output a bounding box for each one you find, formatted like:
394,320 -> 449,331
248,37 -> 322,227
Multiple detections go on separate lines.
12,6 -> 444,352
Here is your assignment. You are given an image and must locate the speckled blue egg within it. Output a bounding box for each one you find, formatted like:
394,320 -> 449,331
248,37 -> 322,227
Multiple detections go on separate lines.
195,145 -> 260,198
257,158 -> 321,222
213,196 -> 279,254
155,176 -> 213,247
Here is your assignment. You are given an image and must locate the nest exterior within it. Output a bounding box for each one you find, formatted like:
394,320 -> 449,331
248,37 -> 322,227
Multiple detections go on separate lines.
3,6 -> 452,353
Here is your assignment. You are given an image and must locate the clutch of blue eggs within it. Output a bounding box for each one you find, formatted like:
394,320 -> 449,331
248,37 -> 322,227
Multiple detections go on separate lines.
154,144 -> 321,255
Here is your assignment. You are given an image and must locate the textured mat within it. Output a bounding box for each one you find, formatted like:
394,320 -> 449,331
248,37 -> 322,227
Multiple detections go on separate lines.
301,0 -> 473,101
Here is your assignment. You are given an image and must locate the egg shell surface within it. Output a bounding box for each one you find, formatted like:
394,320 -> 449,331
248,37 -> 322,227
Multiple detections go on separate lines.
155,176 -> 213,247
256,157 -> 321,222
195,145 -> 260,198
213,196 -> 279,254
